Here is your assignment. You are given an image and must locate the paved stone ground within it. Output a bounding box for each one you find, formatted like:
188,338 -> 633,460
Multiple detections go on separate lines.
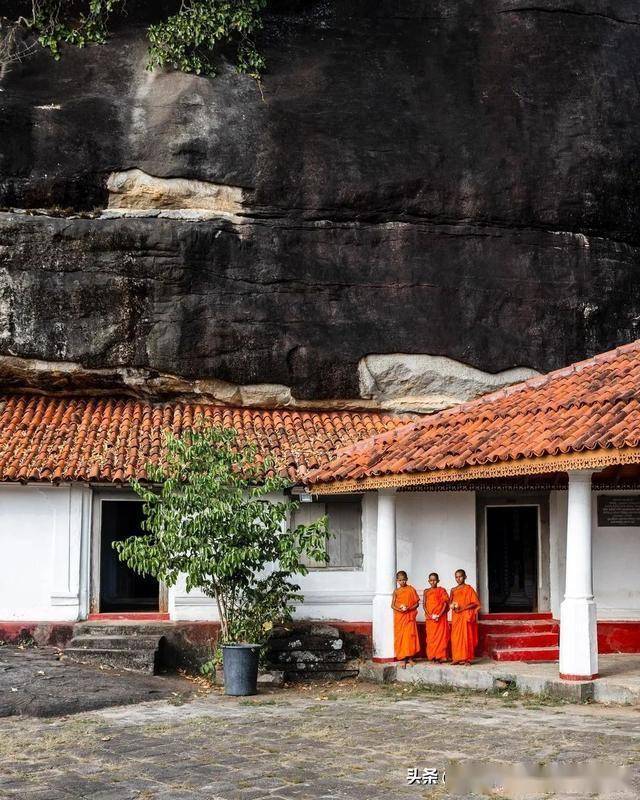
1,678 -> 639,799
0,646 -> 194,717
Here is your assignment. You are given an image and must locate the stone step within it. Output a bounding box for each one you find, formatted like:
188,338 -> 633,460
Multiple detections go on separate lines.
74,622 -> 171,637
484,631 -> 559,650
490,645 -> 559,662
68,634 -> 163,651
64,647 -> 158,673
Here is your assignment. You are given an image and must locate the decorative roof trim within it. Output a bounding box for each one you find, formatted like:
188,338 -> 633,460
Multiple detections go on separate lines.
305,446 -> 640,494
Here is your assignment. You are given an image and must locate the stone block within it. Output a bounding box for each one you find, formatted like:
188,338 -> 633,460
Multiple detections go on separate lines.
257,670 -> 285,688
516,674 -> 595,703
357,662 -> 397,684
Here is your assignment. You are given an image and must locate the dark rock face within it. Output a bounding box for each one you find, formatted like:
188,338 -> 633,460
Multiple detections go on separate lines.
2,212 -> 640,399
1,1 -> 640,399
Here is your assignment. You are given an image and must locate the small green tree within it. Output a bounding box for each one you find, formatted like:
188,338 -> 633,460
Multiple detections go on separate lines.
114,424 -> 329,648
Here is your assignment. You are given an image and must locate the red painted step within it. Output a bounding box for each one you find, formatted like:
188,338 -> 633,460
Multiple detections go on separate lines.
491,645 -> 559,662
478,613 -> 560,661
479,612 -> 553,621
479,620 -> 559,636
485,631 -> 559,650
88,612 -> 170,621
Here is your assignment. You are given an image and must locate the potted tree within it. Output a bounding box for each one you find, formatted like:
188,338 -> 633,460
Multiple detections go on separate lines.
114,424 -> 329,696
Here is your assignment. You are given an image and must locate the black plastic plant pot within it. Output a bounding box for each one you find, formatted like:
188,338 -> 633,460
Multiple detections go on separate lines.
222,644 -> 261,696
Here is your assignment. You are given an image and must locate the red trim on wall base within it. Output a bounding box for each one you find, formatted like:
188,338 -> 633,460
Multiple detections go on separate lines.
372,657 -> 396,663
325,621 -> 372,637
560,673 -> 599,681
88,612 -> 170,621
0,622 -> 74,647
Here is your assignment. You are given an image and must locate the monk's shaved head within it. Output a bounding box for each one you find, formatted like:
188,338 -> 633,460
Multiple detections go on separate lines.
396,570 -> 408,580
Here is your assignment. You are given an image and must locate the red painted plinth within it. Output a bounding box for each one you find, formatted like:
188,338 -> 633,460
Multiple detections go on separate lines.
88,612 -> 170,621
372,657 -> 396,663
597,621 -> 640,654
560,672 -> 599,681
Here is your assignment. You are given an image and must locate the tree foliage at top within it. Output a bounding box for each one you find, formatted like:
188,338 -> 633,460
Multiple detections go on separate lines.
115,424 -> 329,648
1,0 -> 269,78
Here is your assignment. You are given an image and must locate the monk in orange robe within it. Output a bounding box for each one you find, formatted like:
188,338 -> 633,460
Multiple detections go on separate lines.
449,569 -> 480,665
392,570 -> 420,667
423,572 -> 450,662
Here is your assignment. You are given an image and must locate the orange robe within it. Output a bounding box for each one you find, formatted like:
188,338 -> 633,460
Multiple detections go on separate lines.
424,587 -> 450,661
393,585 -> 420,660
450,583 -> 480,663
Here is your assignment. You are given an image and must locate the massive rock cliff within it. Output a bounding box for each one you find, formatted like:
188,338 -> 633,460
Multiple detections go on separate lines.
1,0 -> 640,409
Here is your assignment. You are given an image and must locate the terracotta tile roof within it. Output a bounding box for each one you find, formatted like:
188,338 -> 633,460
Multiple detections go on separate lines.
306,340 -> 640,491
0,395 -> 407,484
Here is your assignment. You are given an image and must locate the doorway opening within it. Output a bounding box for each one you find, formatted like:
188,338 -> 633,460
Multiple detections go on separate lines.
487,505 -> 538,613
98,500 -> 159,613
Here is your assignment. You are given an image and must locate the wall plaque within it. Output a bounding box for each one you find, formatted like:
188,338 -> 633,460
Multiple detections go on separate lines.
597,495 -> 640,527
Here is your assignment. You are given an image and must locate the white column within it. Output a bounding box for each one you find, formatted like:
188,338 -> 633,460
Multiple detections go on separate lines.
559,470 -> 598,680
372,488 -> 397,661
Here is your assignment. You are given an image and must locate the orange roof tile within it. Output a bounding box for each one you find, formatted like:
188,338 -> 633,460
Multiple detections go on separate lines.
0,395 -> 407,484
306,340 -> 640,491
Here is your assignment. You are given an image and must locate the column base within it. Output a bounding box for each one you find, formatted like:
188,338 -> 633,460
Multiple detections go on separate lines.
372,593 -> 395,661
559,597 -> 598,680
560,672 -> 599,681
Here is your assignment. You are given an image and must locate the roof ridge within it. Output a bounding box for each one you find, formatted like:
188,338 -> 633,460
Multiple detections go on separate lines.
0,392 -> 411,421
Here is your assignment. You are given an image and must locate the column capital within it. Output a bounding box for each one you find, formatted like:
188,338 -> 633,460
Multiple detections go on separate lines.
566,469 -> 594,483
378,487 -> 397,497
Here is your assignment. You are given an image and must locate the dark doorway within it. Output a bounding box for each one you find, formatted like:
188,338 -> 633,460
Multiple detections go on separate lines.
487,506 -> 538,613
99,501 -> 159,612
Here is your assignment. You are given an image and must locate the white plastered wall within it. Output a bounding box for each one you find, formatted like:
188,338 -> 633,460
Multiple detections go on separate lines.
395,491 -> 477,621
549,488 -> 640,621
170,492 -> 379,622
592,490 -> 640,620
0,484 -> 91,621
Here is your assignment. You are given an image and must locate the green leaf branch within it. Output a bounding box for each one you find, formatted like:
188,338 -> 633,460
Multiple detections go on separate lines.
3,0 -> 268,77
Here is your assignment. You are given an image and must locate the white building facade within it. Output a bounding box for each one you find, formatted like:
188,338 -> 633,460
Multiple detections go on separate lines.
3,478 -> 640,675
